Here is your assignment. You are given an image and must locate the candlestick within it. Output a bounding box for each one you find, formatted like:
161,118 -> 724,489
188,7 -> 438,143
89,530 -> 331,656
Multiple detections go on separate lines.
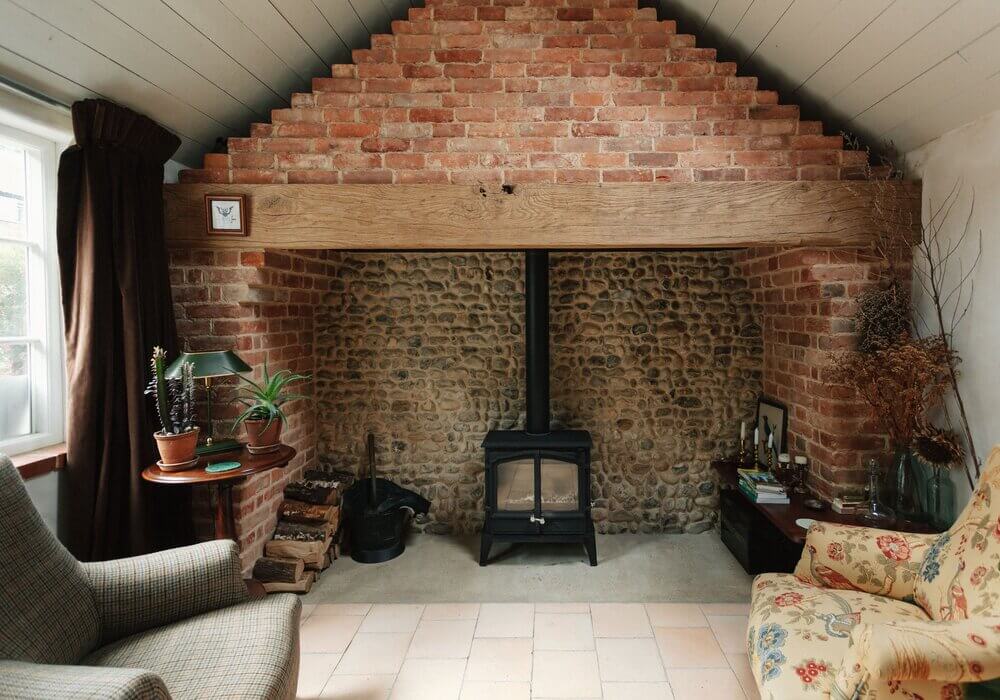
740,421 -> 746,441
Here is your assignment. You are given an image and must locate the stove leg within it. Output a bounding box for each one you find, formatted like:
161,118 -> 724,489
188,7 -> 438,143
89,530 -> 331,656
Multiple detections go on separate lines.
584,532 -> 597,566
479,532 -> 493,566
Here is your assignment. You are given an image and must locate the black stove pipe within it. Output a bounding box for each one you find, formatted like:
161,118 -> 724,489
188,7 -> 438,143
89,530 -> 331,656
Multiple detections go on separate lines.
525,250 -> 549,434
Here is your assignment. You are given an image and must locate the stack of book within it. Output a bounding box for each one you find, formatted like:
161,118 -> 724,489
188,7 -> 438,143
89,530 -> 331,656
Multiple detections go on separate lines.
737,468 -> 790,504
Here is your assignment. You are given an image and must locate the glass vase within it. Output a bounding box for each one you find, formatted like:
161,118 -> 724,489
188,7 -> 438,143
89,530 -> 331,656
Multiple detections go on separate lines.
863,458 -> 895,526
922,463 -> 957,531
891,449 -> 919,521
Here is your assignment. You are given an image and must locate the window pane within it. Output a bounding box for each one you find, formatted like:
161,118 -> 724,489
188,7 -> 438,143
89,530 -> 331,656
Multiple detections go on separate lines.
0,342 -> 30,440
0,242 -> 27,336
0,143 -> 27,239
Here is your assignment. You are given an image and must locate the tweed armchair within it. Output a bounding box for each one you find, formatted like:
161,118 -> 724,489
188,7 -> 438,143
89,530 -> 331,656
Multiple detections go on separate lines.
747,446 -> 1000,699
0,456 -> 300,699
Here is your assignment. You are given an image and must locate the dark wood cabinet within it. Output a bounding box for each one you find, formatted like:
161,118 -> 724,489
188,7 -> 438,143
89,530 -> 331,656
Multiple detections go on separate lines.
714,459 -> 938,576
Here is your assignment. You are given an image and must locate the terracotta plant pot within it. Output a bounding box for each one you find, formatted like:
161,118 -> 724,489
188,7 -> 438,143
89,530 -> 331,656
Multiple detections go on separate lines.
243,418 -> 282,450
154,427 -> 200,468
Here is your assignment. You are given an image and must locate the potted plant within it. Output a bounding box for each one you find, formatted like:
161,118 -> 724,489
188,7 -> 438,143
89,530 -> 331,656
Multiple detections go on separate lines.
146,346 -> 199,469
232,362 -> 308,453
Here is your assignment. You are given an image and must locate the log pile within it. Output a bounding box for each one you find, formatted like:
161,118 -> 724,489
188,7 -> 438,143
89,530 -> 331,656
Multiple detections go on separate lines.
253,470 -> 353,594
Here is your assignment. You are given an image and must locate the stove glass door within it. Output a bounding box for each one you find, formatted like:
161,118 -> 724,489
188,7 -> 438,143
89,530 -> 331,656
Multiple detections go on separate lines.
540,458 -> 579,511
496,458 -> 534,511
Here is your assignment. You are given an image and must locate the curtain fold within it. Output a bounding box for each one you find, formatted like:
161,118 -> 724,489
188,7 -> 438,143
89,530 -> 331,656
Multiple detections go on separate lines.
56,98 -> 191,560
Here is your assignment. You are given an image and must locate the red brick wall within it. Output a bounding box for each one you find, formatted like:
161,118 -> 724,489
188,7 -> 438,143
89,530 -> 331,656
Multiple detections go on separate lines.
168,248 -> 328,571
734,247 -> 903,496
174,0 -> 899,555
180,0 -> 870,187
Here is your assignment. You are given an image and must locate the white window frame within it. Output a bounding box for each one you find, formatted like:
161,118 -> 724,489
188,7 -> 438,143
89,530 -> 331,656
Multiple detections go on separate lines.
0,122 -> 66,456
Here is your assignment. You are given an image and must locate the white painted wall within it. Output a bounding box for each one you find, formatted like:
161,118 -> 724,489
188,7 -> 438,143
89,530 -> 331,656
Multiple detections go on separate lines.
905,107 -> 1000,503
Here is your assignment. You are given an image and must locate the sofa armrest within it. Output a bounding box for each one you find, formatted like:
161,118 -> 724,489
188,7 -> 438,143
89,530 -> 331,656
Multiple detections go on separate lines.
794,522 -> 939,600
831,618 -> 1000,698
82,540 -> 249,643
0,660 -> 170,699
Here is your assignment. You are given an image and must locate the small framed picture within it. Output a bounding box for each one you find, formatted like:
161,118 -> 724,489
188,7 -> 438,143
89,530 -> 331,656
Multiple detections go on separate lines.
756,396 -> 788,466
205,194 -> 247,236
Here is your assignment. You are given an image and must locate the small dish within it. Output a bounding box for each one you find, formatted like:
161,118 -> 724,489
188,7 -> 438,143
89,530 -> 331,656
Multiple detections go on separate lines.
156,457 -> 199,473
795,517 -> 817,530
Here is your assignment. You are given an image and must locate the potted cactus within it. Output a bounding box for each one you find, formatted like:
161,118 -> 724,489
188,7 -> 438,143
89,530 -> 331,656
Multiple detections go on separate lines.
146,346 -> 199,469
231,362 -> 308,454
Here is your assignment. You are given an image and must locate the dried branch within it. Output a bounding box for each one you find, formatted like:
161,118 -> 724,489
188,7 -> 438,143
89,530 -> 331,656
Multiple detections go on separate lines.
841,136 -> 982,487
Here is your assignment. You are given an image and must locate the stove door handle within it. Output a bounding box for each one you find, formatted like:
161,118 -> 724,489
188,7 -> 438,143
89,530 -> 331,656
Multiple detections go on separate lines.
529,514 -> 546,525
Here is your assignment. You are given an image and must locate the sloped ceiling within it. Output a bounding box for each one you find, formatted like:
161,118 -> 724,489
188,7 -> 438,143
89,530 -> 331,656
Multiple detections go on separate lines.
0,0 -> 420,164
660,0 -> 1000,157
0,0 -> 997,166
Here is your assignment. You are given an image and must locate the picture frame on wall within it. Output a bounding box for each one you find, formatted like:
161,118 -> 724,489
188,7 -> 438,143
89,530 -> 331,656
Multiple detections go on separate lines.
205,194 -> 247,236
755,396 -> 787,466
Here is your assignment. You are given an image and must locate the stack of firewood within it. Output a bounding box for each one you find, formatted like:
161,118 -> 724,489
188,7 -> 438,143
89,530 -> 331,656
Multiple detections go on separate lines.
252,469 -> 353,594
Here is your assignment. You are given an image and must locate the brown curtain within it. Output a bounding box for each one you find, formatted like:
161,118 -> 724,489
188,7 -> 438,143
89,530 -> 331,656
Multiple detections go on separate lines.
56,99 -> 191,561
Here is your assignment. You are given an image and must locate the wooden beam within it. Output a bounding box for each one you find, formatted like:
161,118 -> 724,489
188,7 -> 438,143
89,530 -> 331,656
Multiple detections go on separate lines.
164,181 -> 920,250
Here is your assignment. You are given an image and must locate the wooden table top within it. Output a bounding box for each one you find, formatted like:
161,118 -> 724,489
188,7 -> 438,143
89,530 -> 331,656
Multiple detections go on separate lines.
713,459 -> 938,544
142,444 -> 296,485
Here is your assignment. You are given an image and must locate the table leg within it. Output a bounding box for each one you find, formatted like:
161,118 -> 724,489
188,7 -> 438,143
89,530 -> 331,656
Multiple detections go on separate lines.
214,483 -> 236,540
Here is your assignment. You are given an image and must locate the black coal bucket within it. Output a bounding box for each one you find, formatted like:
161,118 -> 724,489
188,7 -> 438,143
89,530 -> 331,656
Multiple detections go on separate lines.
341,435 -> 430,564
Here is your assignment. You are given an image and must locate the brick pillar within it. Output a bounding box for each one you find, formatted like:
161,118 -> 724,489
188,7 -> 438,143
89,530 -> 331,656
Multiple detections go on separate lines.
736,246 -> 900,497
169,248 -> 325,572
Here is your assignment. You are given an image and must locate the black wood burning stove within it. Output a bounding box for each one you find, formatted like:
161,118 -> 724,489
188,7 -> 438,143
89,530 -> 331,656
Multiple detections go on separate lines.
480,251 -> 596,566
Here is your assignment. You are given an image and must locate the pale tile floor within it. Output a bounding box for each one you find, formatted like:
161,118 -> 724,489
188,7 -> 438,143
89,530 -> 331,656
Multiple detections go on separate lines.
296,602 -> 759,699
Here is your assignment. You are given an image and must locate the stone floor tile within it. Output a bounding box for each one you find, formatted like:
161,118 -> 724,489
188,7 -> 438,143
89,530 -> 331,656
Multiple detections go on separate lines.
359,604 -> 425,634
645,604 -> 708,628
590,603 -> 652,638
465,638 -> 533,682
390,658 -> 465,700
475,603 -> 534,638
534,613 -> 594,651
654,627 -> 728,669
299,615 -> 364,654
407,619 -> 476,658
531,650 -> 602,698
595,638 -> 666,682
335,633 -> 411,675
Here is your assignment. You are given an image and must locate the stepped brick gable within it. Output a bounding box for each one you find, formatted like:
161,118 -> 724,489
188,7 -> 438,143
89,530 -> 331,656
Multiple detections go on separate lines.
174,0 -> 897,566
180,0 -> 870,186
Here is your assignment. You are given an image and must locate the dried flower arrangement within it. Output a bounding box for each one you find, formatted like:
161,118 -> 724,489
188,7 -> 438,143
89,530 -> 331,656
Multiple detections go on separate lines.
912,423 -> 965,468
843,133 -> 982,488
830,334 -> 955,451
854,283 -> 910,354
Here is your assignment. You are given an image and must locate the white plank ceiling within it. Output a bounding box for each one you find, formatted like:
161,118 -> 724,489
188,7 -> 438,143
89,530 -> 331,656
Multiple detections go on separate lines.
0,0 -> 996,165
661,0 -> 1000,157
0,0 -> 418,164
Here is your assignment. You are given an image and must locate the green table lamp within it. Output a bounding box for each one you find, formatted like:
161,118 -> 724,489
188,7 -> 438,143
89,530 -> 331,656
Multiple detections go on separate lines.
166,350 -> 252,455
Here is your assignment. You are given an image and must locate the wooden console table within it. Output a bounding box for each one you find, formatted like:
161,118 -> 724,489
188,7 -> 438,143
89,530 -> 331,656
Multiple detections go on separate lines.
713,459 -> 938,574
143,445 -> 296,540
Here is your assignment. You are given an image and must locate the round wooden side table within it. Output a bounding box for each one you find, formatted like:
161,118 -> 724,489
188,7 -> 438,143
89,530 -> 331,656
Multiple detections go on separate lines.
142,445 -> 296,540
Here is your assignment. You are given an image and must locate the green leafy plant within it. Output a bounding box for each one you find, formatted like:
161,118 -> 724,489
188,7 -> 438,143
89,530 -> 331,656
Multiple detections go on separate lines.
145,346 -> 196,435
231,361 -> 309,432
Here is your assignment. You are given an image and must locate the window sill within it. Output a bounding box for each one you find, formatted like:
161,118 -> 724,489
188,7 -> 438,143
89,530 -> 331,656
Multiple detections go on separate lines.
11,442 -> 66,480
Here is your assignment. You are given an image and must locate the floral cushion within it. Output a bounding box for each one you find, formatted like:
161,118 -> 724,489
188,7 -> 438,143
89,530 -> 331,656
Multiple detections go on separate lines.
829,617 -> 1000,699
748,573 -> 930,697
794,522 -> 939,601
915,447 -> 1000,621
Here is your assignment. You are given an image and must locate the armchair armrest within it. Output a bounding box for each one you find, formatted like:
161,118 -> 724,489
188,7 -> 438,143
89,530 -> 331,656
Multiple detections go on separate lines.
0,660 -> 170,699
82,540 -> 249,644
794,522 -> 939,600
831,618 -> 1000,698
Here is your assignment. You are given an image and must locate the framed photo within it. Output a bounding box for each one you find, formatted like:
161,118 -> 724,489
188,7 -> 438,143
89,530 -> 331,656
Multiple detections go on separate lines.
755,396 -> 787,466
205,194 -> 247,236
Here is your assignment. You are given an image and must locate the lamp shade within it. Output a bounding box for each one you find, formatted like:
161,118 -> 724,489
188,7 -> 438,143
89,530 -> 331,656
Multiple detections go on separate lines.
165,350 -> 252,379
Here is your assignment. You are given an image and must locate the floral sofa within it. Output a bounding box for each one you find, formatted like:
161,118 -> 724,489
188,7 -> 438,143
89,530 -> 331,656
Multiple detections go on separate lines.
748,446 -> 1000,699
